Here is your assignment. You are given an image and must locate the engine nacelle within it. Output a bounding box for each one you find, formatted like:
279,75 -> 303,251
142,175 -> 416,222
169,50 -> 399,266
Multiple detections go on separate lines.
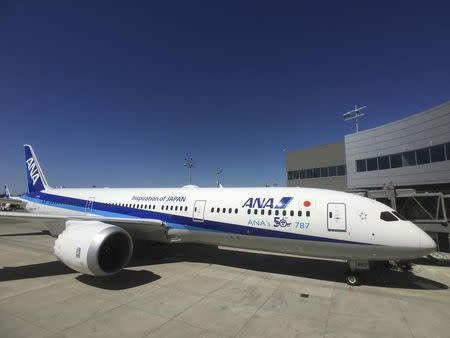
54,220 -> 133,276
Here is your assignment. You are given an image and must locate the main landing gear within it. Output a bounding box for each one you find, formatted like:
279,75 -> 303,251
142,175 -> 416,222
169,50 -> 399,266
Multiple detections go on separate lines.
345,260 -> 369,286
345,272 -> 359,286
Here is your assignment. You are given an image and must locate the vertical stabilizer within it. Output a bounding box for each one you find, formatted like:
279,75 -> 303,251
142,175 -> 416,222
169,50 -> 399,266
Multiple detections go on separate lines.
4,184 -> 11,198
24,145 -> 50,193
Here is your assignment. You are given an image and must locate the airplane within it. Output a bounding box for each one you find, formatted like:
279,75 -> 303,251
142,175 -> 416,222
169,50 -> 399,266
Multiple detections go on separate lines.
0,145 -> 437,285
0,184 -> 24,211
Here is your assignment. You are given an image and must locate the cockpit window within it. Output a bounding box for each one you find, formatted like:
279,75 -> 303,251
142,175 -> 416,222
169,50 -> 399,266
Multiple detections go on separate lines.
380,211 -> 398,222
392,211 -> 407,220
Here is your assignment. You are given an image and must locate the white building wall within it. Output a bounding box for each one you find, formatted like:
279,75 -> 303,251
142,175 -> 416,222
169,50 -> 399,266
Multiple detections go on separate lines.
345,101 -> 450,189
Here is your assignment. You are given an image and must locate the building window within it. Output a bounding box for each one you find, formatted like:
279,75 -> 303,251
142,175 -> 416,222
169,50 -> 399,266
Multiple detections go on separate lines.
430,145 -> 445,162
313,168 -> 320,178
366,157 -> 378,171
390,154 -> 402,168
446,143 -> 450,160
306,169 -> 313,178
293,170 -> 300,179
299,170 -> 306,179
320,167 -> 328,177
356,159 -> 366,172
337,165 -> 346,176
416,148 -> 430,165
378,156 -> 390,170
403,151 -> 416,166
287,171 -> 294,180
328,166 -> 337,176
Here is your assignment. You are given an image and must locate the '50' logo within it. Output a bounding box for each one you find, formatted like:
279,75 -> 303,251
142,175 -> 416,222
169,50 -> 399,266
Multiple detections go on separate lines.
274,217 -> 291,227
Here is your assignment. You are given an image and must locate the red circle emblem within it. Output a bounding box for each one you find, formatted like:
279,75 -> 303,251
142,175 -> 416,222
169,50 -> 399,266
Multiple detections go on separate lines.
303,201 -> 311,207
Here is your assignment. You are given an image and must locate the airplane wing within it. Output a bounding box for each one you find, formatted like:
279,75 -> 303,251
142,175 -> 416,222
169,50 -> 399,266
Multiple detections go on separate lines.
0,211 -> 167,240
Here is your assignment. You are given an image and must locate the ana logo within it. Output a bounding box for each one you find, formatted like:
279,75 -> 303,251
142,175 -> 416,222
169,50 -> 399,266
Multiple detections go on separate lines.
26,157 -> 40,186
242,197 -> 293,209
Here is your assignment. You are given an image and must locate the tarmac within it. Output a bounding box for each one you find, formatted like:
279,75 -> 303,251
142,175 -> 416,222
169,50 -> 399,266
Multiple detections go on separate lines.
1,221 -> 450,338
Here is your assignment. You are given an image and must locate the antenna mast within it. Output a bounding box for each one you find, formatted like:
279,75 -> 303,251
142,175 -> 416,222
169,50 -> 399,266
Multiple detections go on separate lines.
342,105 -> 367,133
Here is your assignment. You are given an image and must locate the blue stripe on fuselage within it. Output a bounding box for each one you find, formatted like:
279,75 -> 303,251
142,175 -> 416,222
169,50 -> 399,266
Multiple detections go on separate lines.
21,192 -> 371,246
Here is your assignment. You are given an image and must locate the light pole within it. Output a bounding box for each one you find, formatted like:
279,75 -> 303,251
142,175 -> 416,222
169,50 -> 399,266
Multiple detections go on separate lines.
216,168 -> 223,187
184,157 -> 194,184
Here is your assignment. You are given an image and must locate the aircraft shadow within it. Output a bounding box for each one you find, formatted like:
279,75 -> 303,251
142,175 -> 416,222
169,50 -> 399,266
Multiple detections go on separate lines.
131,242 -> 449,290
76,270 -> 160,290
413,256 -> 450,267
0,238 -> 447,290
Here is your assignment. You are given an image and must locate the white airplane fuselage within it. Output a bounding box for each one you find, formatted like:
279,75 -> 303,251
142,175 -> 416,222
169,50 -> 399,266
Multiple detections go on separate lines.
21,186 -> 436,261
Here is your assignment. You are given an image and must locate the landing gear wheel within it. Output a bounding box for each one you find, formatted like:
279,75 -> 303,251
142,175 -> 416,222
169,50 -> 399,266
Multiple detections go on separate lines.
346,273 -> 359,286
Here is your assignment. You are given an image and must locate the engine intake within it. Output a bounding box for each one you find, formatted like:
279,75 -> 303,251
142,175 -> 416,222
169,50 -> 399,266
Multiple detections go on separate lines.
54,220 -> 133,276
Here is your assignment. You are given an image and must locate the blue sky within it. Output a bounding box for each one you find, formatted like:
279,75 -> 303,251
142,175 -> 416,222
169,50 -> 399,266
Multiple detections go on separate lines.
1,1 -> 449,193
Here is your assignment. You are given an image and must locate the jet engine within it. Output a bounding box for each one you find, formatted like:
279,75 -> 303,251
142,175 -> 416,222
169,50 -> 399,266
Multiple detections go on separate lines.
54,220 -> 133,276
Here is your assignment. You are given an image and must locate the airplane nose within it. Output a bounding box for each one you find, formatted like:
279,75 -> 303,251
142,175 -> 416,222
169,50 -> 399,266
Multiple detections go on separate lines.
419,230 -> 437,255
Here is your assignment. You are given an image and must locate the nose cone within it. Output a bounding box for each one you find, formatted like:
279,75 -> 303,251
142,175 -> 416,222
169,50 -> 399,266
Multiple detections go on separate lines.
419,231 -> 437,255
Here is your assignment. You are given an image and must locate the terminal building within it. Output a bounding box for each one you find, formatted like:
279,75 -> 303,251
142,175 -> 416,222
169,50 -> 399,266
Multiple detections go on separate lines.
286,101 -> 450,251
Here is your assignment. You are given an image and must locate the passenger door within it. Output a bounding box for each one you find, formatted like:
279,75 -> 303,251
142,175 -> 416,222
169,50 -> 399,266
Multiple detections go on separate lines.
327,203 -> 346,231
193,200 -> 206,222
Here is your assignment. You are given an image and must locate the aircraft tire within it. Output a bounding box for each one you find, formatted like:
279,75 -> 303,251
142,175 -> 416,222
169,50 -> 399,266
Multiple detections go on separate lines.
345,273 -> 359,286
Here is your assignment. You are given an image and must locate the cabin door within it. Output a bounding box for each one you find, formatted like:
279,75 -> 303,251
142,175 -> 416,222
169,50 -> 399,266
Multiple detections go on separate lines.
327,203 -> 346,231
193,200 -> 206,222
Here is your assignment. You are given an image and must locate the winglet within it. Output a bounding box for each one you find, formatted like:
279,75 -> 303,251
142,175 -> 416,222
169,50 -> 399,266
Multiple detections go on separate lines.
24,145 -> 50,193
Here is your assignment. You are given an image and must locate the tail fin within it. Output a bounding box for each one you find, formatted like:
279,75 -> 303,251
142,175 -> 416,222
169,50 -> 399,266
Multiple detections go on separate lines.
24,145 -> 50,193
4,184 -> 11,198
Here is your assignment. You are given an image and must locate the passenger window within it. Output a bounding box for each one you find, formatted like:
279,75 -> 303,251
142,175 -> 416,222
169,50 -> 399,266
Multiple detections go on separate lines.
211,207 -> 214,213
268,210 -> 272,216
217,208 -> 220,213
290,210 -> 294,216
282,210 -> 286,216
261,209 -> 265,215
329,212 -> 332,218
306,211 -> 310,217
195,207 -> 197,212
275,210 -> 279,216
254,209 -> 258,215
247,209 -> 251,214
228,208 -> 232,213
380,211 -> 397,221
185,206 -> 188,211
235,208 -> 238,214
298,210 -> 302,217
